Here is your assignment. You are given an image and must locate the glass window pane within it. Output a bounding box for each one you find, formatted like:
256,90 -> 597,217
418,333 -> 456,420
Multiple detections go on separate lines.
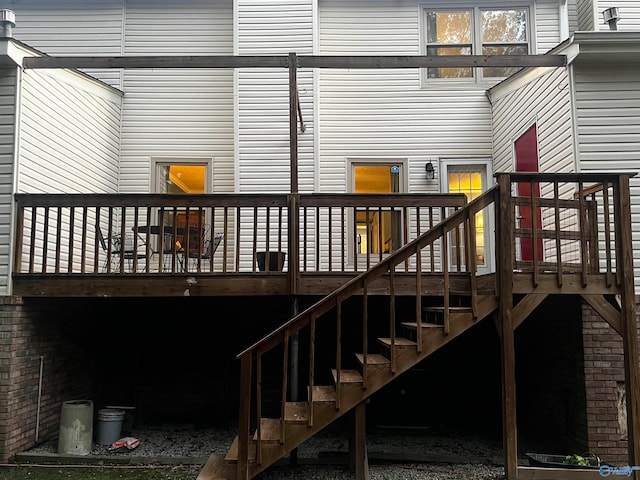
427,11 -> 472,44
482,9 -> 528,43
427,46 -> 473,79
482,45 -> 528,78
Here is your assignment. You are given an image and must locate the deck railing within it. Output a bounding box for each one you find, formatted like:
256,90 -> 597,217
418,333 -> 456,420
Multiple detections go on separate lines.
13,192 -> 468,276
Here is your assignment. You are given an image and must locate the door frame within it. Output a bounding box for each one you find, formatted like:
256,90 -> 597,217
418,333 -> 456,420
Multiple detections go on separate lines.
439,157 -> 495,275
347,158 -> 408,267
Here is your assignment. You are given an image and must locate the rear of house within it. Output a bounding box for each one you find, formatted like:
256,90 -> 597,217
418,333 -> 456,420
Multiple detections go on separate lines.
0,1 -> 638,478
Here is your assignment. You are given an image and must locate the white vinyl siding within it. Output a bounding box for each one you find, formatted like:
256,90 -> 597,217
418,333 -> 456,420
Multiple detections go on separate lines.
19,69 -> 122,194
596,1 -> 640,30
576,0 -> 597,31
236,0 -> 315,193
490,68 -> 575,175
490,67 -> 577,268
576,0 -> 639,31
535,1 -> 564,53
119,0 -> 234,194
573,64 -> 640,287
0,69 -> 18,295
9,0 -> 125,88
319,0 -> 493,195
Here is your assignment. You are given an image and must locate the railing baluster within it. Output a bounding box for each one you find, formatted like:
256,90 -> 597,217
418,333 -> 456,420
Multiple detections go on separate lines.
335,297 -> 342,411
308,314 -> 316,427
237,353 -> 251,480
235,207 -> 241,272
328,208 -> 333,272
553,182 -> 562,287
442,227 -> 450,335
80,207 -> 88,274
54,206 -> 62,274
429,207 -> 435,271
315,207 -> 320,271
41,207 -> 50,274
578,182 -> 588,286
93,208 -> 100,274
66,207 -> 75,273
352,207 -> 358,273
302,207 -> 308,272
252,207 -> 259,272
602,182 -> 613,286
377,206 -> 383,262
341,207 -> 346,272
415,245 -> 423,353
530,180 -> 539,287
467,211 -> 478,316
26,207 -> 36,274
281,332 -> 289,445
256,352 -> 262,464
362,279 -> 368,386
389,265 -> 396,373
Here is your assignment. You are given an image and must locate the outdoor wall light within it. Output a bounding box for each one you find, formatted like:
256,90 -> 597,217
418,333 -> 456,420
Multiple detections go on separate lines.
425,161 -> 435,180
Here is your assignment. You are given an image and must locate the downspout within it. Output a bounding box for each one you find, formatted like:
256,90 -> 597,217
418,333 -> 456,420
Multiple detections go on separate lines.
2,11 -> 20,297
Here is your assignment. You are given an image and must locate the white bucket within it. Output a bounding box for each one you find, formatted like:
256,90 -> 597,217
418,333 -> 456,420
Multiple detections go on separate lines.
95,408 -> 125,445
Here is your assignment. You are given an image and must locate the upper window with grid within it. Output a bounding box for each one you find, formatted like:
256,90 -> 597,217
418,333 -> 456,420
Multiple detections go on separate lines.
424,6 -> 530,82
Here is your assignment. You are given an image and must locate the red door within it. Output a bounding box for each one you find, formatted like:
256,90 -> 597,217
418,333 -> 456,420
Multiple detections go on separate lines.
515,125 -> 543,261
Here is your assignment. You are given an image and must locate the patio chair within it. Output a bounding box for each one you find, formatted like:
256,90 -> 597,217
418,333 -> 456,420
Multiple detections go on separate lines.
96,225 -> 148,273
187,232 -> 222,270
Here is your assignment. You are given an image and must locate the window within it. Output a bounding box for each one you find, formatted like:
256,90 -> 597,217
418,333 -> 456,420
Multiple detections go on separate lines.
153,159 -> 211,254
352,162 -> 404,255
425,6 -> 530,81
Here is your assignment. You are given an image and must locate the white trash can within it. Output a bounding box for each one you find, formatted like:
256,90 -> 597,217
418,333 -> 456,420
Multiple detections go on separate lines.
58,399 -> 93,455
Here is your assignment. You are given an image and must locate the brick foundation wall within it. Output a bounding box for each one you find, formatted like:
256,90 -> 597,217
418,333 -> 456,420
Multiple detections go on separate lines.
0,298 -> 96,462
582,298 -> 639,466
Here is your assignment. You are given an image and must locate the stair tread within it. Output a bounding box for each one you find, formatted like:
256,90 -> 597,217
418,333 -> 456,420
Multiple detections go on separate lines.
331,369 -> 364,384
284,402 -> 309,423
423,306 -> 471,312
355,353 -> 390,366
196,453 -> 233,480
378,337 -> 416,347
224,435 -> 256,462
401,322 -> 443,328
253,418 -> 281,442
309,385 -> 337,402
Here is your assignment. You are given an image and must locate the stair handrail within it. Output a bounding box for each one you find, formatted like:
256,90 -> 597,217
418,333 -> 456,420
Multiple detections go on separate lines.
234,186 -> 499,479
237,186 -> 498,360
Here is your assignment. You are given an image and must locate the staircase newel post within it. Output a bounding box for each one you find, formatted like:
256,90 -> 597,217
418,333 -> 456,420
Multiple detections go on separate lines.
237,352 -> 252,480
496,173 -> 518,480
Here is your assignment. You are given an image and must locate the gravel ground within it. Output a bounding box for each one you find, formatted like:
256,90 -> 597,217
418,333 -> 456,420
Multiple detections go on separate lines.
20,422 -> 507,479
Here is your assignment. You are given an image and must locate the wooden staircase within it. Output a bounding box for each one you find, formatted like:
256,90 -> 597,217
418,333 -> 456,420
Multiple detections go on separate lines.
197,173 -> 640,480
198,292 -> 498,480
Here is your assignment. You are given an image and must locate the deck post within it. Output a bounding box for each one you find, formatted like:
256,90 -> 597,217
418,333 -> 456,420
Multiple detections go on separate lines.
615,175 -> 640,477
237,353 -> 252,480
496,174 -> 518,480
288,51 -> 300,295
348,401 -> 370,480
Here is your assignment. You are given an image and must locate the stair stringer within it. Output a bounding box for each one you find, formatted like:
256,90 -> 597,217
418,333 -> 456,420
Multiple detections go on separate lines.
198,294 -> 498,480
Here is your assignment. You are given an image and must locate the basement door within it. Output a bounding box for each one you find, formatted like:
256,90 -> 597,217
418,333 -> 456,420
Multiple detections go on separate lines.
514,125 -> 543,262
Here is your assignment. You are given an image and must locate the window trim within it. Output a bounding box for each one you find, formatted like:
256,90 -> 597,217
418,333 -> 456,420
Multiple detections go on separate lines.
421,2 -> 533,85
